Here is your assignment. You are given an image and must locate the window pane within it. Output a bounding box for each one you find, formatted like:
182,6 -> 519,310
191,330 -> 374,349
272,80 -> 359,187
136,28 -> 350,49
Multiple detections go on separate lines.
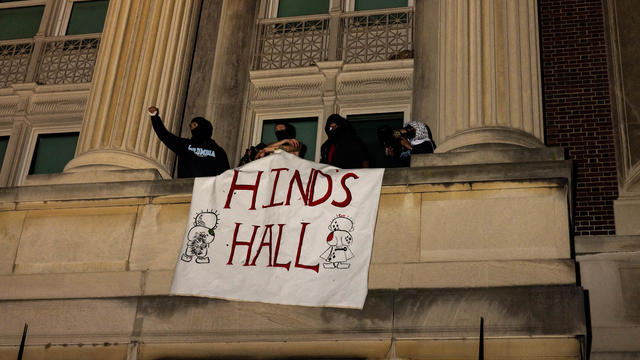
0,5 -> 44,41
0,136 -> 9,169
261,117 -> 317,161
347,112 -> 404,168
354,0 -> 408,11
29,133 -> 79,174
66,0 -> 109,35
277,0 -> 328,17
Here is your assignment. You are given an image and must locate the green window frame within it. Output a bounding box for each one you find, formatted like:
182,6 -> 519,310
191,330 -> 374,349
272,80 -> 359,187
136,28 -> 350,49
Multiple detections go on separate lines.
277,0 -> 329,17
354,0 -> 409,11
0,136 -> 9,170
0,5 -> 45,41
347,112 -> 405,168
28,132 -> 79,175
65,0 -> 109,35
261,117 -> 318,161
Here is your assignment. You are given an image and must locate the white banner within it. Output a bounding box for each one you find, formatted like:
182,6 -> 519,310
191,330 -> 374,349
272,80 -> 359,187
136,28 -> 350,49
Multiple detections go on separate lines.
170,151 -> 384,309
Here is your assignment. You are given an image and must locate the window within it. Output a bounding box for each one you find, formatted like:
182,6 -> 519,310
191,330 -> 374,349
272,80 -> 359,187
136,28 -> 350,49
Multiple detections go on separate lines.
353,0 -> 408,11
0,4 -> 45,41
347,112 -> 404,168
261,117 -> 318,161
28,132 -> 79,174
0,136 -> 9,169
276,0 -> 329,17
65,0 -> 109,35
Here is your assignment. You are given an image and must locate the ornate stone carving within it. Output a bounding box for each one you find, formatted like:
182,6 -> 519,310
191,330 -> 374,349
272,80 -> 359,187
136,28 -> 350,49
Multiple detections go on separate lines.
251,75 -> 325,100
337,69 -> 413,95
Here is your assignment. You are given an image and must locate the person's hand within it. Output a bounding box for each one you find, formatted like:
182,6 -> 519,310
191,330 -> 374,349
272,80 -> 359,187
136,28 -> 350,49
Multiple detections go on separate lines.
399,137 -> 412,150
148,106 -> 158,115
283,138 -> 300,149
384,146 -> 394,157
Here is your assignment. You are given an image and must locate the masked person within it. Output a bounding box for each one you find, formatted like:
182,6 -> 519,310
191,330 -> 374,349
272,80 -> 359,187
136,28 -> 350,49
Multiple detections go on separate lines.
148,106 -> 229,178
240,122 -> 306,165
401,121 -> 436,155
320,114 -> 369,168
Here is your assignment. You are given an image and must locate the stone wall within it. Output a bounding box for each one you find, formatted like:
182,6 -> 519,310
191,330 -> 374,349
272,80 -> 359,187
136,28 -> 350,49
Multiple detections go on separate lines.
0,150 -> 586,359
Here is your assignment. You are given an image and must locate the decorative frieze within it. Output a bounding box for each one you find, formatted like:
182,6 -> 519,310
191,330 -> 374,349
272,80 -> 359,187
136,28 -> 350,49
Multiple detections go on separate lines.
251,75 -> 325,100
337,69 -> 412,95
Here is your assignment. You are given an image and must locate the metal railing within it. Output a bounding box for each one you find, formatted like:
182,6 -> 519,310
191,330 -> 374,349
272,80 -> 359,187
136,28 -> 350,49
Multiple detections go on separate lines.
340,7 -> 414,64
253,14 -> 331,70
0,33 -> 101,88
252,7 -> 414,70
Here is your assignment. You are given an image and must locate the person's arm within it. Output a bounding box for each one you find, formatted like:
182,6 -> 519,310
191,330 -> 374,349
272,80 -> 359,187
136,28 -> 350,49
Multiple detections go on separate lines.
148,106 -> 184,154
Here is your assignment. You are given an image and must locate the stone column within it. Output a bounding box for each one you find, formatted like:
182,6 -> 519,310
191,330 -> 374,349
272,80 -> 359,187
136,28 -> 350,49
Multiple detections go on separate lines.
432,0 -> 544,152
64,0 -> 201,178
205,0 -> 258,164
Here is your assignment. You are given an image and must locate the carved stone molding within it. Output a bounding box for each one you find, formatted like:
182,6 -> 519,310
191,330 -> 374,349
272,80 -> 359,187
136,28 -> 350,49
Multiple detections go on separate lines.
0,98 -> 20,117
27,92 -> 88,115
337,69 -> 413,95
251,75 -> 325,101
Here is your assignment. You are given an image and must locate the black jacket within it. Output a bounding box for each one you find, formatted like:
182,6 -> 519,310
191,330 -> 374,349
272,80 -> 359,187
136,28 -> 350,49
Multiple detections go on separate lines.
150,114 -> 230,178
320,114 -> 369,169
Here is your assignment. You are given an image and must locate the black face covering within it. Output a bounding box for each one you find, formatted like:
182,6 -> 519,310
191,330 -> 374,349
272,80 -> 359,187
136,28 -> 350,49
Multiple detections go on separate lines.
274,123 -> 295,141
190,117 -> 213,141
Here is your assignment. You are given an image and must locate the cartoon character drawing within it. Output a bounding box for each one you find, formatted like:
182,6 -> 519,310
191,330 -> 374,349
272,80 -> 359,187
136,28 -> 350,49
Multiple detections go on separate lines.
320,215 -> 354,269
181,210 -> 219,264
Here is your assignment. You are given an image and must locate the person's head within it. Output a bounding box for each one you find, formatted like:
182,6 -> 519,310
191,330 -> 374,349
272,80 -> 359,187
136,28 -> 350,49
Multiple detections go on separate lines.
274,122 -> 296,141
190,117 -> 213,140
325,114 -> 349,137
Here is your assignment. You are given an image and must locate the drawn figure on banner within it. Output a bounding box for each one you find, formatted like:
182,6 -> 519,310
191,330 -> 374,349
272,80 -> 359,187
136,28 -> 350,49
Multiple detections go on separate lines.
181,210 -> 219,264
320,215 -> 355,269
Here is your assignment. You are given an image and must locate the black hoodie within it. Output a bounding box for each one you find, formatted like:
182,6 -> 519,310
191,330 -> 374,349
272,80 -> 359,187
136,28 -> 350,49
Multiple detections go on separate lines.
150,113 -> 230,178
320,114 -> 369,168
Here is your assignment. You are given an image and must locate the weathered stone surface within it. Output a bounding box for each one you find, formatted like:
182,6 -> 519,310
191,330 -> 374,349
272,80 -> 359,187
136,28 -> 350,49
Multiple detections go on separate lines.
578,252 -> 640,352
395,338 -> 581,360
412,147 -> 565,167
139,340 -> 391,360
393,286 -> 586,339
615,198 -> 640,235
0,345 -> 129,360
420,185 -> 570,262
0,271 -> 144,300
0,298 -> 138,345
139,292 -> 395,343
369,260 -> 575,289
14,206 -> 137,273
129,203 -> 190,271
371,193 -> 421,264
0,211 -> 25,274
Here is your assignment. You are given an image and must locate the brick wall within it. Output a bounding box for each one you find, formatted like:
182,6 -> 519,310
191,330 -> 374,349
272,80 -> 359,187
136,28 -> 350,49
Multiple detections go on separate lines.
539,0 -> 618,236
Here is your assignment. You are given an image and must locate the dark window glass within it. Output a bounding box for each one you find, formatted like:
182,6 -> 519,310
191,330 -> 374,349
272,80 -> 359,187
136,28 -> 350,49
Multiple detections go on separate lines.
354,0 -> 408,11
261,117 -> 318,161
277,0 -> 328,17
0,5 -> 45,41
347,112 -> 404,168
0,136 -> 9,169
66,0 -> 109,35
29,133 -> 79,174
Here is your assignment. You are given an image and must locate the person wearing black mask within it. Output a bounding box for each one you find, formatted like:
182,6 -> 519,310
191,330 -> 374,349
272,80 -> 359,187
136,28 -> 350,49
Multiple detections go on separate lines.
148,106 -> 230,178
320,114 -> 369,168
241,122 -> 306,164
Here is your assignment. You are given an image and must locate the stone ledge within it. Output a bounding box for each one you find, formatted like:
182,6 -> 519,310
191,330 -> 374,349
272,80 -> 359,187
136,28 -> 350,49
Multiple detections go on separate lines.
0,260 -> 576,301
0,160 -> 572,205
575,235 -> 640,255
411,147 -> 565,167
0,286 -> 586,347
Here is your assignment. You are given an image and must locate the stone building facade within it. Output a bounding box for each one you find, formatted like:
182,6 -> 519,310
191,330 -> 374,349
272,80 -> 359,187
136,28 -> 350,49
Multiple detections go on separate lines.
0,0 -> 638,359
